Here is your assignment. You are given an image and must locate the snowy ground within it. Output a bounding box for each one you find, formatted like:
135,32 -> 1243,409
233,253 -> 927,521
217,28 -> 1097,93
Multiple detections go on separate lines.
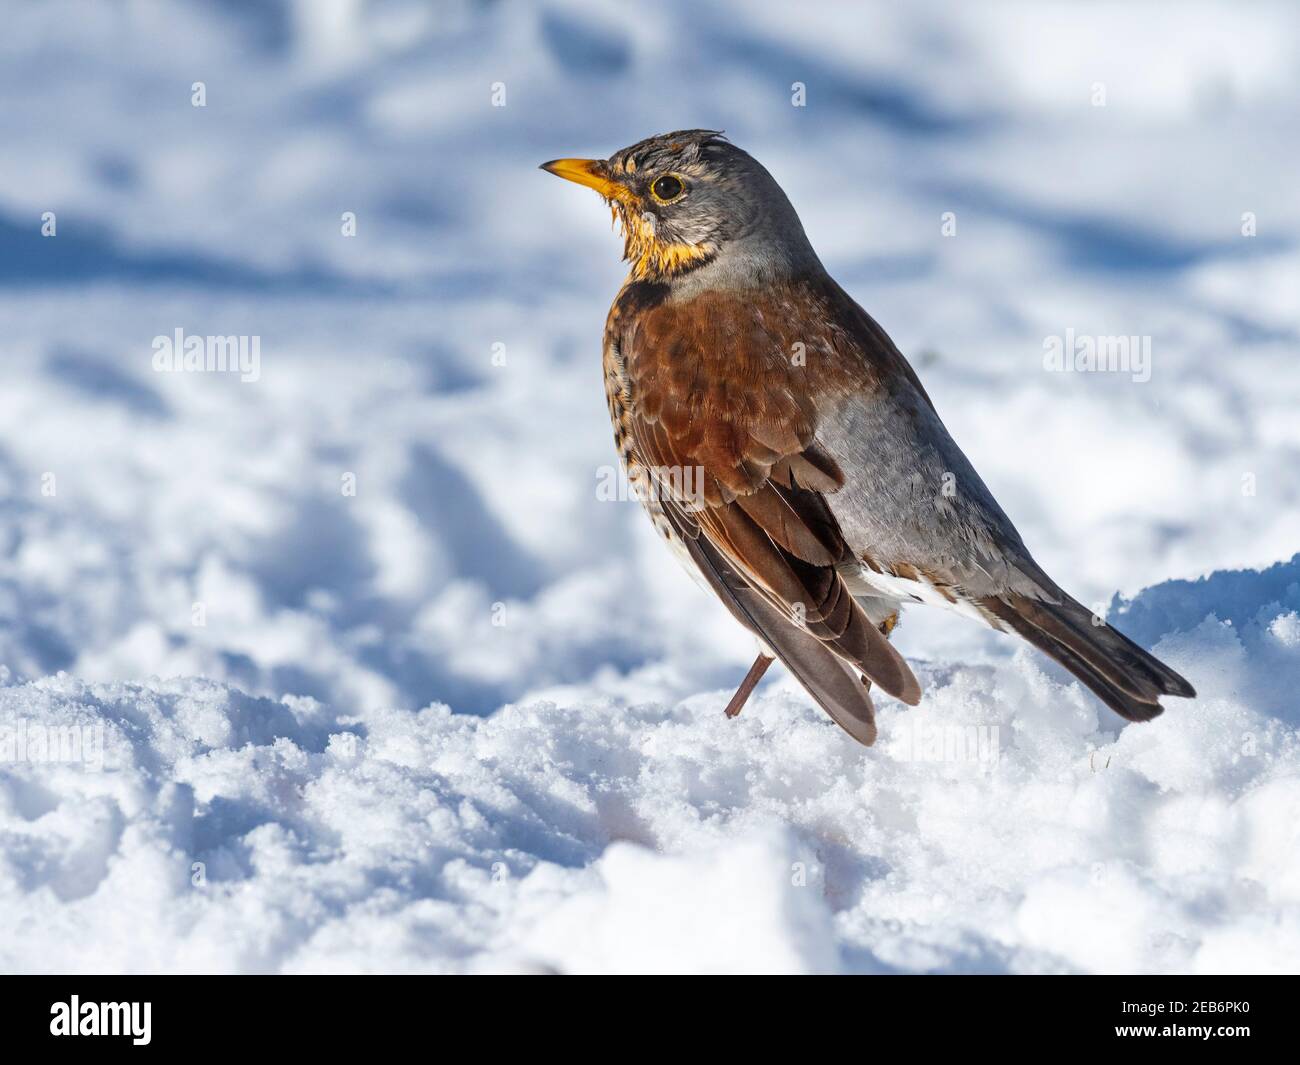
1,0 -> 1299,973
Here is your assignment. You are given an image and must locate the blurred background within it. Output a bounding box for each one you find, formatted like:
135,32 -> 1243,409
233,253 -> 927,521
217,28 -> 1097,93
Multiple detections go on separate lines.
2,0 -> 1299,720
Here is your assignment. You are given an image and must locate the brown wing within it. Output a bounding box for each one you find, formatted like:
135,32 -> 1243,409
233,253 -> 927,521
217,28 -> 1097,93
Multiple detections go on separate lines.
614,282 -> 922,732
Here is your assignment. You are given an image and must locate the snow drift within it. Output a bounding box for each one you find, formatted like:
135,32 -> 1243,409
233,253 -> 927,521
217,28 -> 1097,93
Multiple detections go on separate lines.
2,556 -> 1297,974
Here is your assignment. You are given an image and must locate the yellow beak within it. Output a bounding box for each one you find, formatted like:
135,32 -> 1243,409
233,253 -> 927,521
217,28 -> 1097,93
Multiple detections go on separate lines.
539,157 -> 629,202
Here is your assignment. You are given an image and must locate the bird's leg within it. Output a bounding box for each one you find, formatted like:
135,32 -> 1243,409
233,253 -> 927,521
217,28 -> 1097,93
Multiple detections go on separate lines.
723,653 -> 774,719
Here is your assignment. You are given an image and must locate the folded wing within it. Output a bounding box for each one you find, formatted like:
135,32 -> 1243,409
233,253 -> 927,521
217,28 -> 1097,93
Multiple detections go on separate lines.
614,283 -> 922,745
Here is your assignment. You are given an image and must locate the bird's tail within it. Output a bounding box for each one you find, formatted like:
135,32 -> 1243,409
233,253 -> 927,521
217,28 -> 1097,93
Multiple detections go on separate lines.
981,592 -> 1195,722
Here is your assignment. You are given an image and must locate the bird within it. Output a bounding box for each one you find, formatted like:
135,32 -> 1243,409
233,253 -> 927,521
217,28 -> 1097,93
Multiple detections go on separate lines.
541,130 -> 1195,746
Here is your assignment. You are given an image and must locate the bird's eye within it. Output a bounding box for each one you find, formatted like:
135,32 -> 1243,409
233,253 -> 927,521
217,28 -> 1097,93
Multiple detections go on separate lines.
650,174 -> 685,203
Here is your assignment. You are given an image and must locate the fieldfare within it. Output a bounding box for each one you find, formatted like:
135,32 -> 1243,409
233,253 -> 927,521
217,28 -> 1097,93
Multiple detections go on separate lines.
542,130 -> 1194,746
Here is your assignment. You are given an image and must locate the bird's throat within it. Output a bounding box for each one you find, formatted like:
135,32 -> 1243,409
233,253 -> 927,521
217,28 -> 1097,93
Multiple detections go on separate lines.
611,202 -> 715,281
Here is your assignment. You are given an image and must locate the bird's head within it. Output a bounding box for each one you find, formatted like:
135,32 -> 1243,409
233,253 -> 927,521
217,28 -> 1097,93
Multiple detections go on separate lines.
541,130 -> 816,284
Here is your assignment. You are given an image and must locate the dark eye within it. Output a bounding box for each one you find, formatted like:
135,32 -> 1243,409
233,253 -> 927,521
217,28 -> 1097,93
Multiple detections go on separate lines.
650,175 -> 685,203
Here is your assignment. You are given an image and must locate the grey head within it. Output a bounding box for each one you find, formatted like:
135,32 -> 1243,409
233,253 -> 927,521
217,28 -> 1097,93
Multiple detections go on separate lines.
542,129 -> 822,287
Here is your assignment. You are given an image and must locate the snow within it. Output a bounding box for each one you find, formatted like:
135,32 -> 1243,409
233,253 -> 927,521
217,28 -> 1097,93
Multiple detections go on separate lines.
3,560 -> 1299,974
1,0 -> 1299,973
